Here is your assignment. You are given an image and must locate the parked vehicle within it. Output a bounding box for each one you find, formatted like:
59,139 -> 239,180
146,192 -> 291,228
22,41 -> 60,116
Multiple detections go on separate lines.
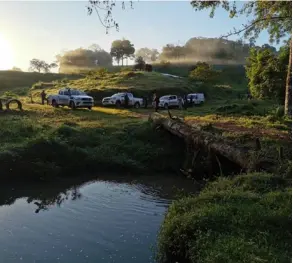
47,88 -> 94,109
187,93 -> 205,105
102,92 -> 143,108
158,95 -> 182,109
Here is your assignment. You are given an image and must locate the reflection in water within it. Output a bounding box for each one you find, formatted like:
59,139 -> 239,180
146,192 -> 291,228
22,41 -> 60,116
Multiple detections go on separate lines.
0,175 -> 199,263
27,187 -> 82,213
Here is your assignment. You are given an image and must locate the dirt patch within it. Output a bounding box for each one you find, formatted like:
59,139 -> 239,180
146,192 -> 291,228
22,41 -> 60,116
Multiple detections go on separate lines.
186,119 -> 290,141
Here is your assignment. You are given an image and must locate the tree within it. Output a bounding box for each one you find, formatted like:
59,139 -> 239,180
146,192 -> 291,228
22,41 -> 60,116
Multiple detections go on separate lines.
110,39 -> 135,66
56,46 -> 112,73
189,62 -> 219,83
29,59 -> 44,73
136,48 -> 159,63
246,47 -> 287,101
134,56 -> 145,71
29,59 -> 57,73
11,67 -> 22,71
190,0 -> 292,115
87,1 -> 134,33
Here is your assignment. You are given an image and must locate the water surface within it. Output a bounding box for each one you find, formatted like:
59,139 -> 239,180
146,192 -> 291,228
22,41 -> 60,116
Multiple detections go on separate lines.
0,175 -> 199,263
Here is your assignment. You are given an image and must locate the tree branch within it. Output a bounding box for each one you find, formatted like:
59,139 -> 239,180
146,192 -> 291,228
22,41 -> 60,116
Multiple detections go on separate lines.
221,16 -> 291,38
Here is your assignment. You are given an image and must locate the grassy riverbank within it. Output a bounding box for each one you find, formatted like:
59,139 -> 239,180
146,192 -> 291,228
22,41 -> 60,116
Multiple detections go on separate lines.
0,104 -> 185,181
157,172 -> 291,263
155,102 -> 292,263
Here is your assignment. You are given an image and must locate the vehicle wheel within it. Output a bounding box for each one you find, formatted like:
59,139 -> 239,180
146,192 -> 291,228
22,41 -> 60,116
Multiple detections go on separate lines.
116,101 -> 121,108
164,103 -> 168,109
134,102 -> 140,109
52,100 -> 59,108
88,106 -> 92,110
69,101 -> 76,110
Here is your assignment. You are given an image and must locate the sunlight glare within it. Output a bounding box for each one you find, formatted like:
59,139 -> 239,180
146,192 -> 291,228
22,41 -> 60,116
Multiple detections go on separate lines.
0,33 -> 14,70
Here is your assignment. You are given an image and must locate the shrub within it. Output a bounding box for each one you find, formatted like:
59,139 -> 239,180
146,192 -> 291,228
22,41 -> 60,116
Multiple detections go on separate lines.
157,173 -> 291,263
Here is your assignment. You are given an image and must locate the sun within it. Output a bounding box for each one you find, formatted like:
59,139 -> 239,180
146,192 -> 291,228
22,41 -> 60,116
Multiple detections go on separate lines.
0,34 -> 14,70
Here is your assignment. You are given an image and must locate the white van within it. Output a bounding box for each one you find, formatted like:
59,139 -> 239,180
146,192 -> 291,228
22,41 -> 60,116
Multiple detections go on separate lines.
187,93 -> 205,105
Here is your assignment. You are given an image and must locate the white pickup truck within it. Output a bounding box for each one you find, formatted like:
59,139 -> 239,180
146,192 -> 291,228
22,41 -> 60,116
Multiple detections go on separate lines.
102,92 -> 143,108
47,88 -> 94,109
158,95 -> 182,109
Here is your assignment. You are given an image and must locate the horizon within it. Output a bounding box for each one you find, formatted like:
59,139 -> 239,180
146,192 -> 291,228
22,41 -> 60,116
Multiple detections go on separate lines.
0,1 -> 286,72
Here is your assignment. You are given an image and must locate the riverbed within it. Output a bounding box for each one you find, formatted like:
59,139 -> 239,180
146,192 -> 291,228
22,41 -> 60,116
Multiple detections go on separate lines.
0,175 -> 200,263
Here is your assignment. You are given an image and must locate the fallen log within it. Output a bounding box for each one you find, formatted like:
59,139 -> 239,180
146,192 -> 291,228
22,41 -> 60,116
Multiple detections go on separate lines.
149,112 -> 257,171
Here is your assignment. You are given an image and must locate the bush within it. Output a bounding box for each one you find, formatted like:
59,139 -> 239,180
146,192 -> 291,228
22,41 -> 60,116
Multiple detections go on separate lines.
157,173 -> 291,263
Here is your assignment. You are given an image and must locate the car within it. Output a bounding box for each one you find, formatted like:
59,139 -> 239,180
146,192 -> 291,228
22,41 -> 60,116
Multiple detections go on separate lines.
187,93 -> 205,105
102,92 -> 143,108
47,88 -> 94,109
158,95 -> 182,109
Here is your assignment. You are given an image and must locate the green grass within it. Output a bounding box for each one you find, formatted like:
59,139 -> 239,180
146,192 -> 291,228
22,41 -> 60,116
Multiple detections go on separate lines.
24,66 -> 247,103
157,172 -> 291,263
0,104 -> 185,181
0,70 -> 81,96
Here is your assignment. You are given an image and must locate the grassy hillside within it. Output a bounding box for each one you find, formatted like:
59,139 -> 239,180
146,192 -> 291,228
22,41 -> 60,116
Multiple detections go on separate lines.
0,63 -> 248,103
0,70 -> 81,94
27,70 -> 246,104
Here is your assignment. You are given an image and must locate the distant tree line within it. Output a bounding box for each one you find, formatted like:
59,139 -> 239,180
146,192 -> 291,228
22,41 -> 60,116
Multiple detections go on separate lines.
56,44 -> 112,74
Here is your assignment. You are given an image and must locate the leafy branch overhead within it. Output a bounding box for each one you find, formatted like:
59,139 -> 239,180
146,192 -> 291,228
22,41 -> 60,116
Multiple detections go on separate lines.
190,1 -> 291,43
87,0 -> 133,33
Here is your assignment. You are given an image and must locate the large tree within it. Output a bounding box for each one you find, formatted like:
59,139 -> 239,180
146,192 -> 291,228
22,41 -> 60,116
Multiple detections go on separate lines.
190,0 -> 292,115
136,48 -> 159,63
246,46 -> 288,102
56,45 -> 112,73
110,39 -> 135,66
29,59 -> 57,73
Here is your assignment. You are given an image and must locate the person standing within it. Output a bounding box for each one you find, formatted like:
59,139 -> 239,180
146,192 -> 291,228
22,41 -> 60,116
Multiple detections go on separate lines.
190,95 -> 193,107
144,96 -> 148,109
183,95 -> 188,110
124,93 -> 129,108
178,96 -> 183,110
153,93 -> 159,112
41,90 -> 46,105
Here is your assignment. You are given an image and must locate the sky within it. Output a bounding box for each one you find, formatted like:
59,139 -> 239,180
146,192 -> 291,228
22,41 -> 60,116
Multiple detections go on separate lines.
0,1 -> 283,71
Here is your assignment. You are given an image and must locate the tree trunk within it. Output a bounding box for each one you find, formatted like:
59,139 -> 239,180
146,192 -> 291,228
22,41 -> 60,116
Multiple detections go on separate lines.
285,38 -> 292,116
149,113 -> 263,171
122,57 -> 124,66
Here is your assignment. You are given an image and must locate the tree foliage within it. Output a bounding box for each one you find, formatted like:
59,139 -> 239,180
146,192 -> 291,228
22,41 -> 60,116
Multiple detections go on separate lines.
246,44 -> 289,101
29,59 -> 57,73
11,67 -> 22,72
56,45 -> 112,73
134,56 -> 145,71
159,38 -> 254,63
190,0 -> 292,115
110,39 -> 135,66
189,62 -> 219,83
135,48 -> 159,63
87,0 -> 134,33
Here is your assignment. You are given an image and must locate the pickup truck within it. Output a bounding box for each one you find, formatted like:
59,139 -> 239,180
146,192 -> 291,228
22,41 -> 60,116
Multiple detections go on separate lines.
47,88 -> 94,109
187,93 -> 205,105
158,95 -> 182,109
102,92 -> 143,108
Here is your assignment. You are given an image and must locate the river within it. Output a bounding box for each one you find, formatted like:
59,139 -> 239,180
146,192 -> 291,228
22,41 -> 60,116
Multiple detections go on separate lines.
0,175 -> 200,263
